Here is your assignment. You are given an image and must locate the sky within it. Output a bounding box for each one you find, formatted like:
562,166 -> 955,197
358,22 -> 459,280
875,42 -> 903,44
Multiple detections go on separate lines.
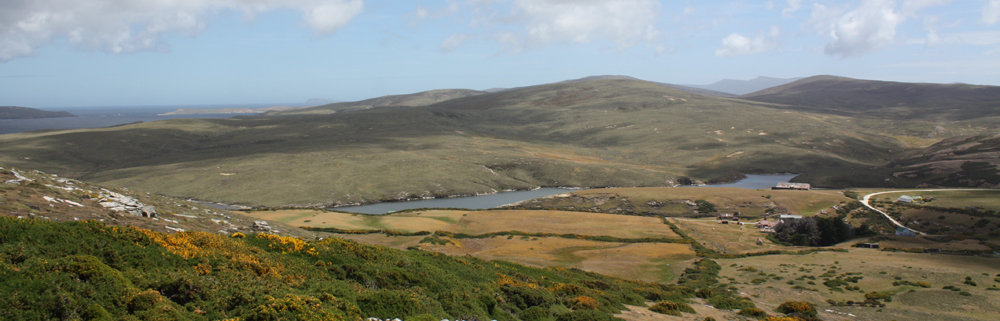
1,0 -> 998,108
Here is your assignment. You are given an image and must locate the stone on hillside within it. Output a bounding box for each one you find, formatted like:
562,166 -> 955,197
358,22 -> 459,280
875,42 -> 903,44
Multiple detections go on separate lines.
252,221 -> 272,232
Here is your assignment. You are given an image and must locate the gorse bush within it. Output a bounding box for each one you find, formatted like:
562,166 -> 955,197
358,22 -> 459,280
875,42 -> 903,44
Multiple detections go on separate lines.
775,301 -> 817,318
0,217 -> 709,320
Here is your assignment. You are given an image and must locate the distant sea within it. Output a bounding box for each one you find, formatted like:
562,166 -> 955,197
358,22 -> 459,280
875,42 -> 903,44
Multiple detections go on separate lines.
0,104 -> 293,135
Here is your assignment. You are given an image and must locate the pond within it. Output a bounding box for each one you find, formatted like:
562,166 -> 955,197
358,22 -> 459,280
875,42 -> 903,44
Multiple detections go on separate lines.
332,188 -> 578,214
334,174 -> 798,214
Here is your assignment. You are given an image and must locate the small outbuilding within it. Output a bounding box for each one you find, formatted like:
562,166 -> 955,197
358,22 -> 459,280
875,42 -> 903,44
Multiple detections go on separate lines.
895,227 -> 916,237
772,182 -> 811,190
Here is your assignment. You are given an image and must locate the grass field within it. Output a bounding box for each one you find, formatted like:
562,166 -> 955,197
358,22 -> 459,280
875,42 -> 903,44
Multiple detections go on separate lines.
440,210 -> 681,239
247,209 -> 682,239
715,249 -> 1000,321
252,208 -> 695,282
244,209 -> 466,232
419,236 -> 696,282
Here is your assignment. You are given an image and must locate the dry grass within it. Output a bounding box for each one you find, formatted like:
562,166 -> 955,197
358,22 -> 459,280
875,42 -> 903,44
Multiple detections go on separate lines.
442,210 -> 681,239
716,249 -> 1000,321
670,218 -> 783,253
564,187 -> 848,217
243,210 -> 466,232
419,236 -> 695,282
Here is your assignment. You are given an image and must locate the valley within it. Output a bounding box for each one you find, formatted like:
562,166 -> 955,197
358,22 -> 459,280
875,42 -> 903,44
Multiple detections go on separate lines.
2,74 -> 999,321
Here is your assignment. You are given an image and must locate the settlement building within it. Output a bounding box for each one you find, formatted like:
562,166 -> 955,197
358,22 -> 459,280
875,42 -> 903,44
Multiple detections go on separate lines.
772,182 -> 811,190
895,227 -> 916,237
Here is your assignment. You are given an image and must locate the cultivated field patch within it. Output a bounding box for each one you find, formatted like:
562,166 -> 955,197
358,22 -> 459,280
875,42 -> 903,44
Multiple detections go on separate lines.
418,236 -> 696,282
441,210 -> 681,239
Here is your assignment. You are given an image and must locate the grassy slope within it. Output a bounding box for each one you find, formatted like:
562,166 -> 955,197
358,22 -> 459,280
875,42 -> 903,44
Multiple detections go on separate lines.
0,78 -> 989,207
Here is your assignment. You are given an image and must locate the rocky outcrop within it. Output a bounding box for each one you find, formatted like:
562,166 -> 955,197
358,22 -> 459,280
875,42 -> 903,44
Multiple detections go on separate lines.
97,189 -> 156,217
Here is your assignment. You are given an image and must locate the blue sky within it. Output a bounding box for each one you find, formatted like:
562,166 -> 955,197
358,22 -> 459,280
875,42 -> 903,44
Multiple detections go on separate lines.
1,0 -> 998,108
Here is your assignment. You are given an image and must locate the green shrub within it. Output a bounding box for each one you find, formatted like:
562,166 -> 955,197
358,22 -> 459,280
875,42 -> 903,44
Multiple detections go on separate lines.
738,307 -> 768,319
959,291 -> 972,296
648,301 -> 694,316
708,295 -> 755,310
519,306 -> 554,321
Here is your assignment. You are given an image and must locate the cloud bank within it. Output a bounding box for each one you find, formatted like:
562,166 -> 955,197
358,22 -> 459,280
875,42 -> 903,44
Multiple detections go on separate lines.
0,0 -> 363,62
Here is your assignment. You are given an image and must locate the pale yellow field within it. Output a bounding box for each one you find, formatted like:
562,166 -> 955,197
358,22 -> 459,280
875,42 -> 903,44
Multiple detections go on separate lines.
442,210 -> 681,239
670,217 -> 784,253
419,236 -> 695,282
243,209 -> 467,232
249,209 -> 681,240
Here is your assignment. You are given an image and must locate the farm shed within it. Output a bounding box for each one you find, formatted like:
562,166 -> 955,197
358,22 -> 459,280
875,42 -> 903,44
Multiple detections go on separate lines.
772,182 -> 811,190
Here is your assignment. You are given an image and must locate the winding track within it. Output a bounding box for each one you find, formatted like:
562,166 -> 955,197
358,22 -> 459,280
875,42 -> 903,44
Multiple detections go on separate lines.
860,189 -> 998,236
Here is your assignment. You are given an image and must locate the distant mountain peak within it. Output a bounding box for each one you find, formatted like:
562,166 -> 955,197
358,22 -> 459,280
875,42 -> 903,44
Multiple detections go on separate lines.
682,76 -> 803,96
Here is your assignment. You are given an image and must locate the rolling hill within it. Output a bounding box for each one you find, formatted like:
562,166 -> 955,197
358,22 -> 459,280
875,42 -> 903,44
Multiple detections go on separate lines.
742,75 -> 1000,121
268,88 -> 485,115
0,77 -> 997,208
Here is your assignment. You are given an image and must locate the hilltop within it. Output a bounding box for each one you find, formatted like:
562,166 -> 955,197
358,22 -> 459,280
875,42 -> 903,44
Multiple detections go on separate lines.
0,106 -> 75,119
682,76 -> 802,96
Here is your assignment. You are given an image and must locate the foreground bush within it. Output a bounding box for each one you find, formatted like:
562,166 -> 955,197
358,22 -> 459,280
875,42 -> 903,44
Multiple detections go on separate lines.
775,301 -> 817,318
648,301 -> 694,316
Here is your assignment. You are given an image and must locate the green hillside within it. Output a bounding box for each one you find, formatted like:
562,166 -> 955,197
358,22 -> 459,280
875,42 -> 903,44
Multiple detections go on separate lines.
0,78 -> 996,207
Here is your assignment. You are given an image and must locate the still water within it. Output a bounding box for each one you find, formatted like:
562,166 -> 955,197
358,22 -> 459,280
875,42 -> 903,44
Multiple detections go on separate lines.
335,174 -> 798,214
333,188 -> 578,214
0,105 -> 281,135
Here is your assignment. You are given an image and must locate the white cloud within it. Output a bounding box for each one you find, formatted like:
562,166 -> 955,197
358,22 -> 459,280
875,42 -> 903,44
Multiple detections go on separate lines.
440,33 -> 470,53
0,0 -> 364,62
985,0 -> 1000,25
506,0 -> 663,50
782,0 -> 803,17
900,0 -> 954,15
809,0 -> 904,58
409,2 -> 459,25
715,33 -> 775,57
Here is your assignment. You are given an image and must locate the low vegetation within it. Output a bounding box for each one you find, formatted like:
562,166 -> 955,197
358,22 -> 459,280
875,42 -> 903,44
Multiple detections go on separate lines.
0,216 -> 722,320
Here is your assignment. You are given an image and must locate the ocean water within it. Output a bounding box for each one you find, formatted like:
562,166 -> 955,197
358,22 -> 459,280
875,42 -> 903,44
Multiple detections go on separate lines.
0,104 -> 287,135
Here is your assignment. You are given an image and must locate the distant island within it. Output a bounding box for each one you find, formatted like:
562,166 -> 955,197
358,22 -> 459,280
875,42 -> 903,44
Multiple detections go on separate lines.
0,106 -> 76,119
158,106 -> 302,115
